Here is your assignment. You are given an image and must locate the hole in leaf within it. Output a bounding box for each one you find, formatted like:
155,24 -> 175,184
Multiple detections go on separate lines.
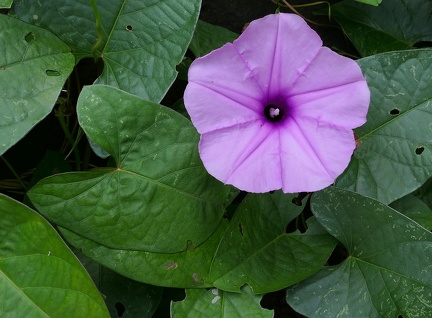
238,223 -> 244,236
46,70 -> 61,76
115,302 -> 126,317
24,32 -> 35,43
126,25 -> 133,31
415,146 -> 425,155
389,108 -> 400,116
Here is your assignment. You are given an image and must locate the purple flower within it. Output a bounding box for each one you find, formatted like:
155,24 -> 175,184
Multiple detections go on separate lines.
184,13 -> 370,193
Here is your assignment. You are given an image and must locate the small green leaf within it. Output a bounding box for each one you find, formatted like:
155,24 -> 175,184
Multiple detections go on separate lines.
13,0 -> 201,102
76,250 -> 163,318
189,20 -> 238,58
331,0 -> 432,56
336,49 -> 432,204
171,287 -> 273,318
0,14 -> 74,155
0,0 -> 12,8
28,85 -> 230,253
390,178 -> 432,230
209,192 -> 337,293
287,187 -> 432,317
0,194 -> 109,317
356,0 -> 382,5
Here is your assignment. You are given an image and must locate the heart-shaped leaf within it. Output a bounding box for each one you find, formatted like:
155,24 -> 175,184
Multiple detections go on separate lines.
171,287 -> 273,318
287,187 -> 432,317
0,14 -> 74,155
0,194 -> 109,317
12,0 -> 201,102
209,192 -> 337,293
331,0 -> 432,56
336,49 -> 432,204
28,85 -> 230,253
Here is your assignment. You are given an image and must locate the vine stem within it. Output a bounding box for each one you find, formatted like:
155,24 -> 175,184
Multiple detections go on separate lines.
90,0 -> 104,59
1,156 -> 27,191
57,111 -> 81,171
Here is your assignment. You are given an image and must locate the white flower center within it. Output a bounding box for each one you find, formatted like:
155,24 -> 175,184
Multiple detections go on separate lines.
269,107 -> 280,118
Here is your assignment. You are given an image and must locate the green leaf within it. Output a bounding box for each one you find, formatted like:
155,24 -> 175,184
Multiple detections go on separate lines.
0,14 -> 74,155
28,85 -> 230,253
0,194 -> 109,317
331,0 -> 432,56
76,250 -> 163,318
356,0 -> 382,5
189,20 -> 238,58
12,0 -> 201,102
287,187 -> 432,317
209,192 -> 337,293
0,0 -> 12,8
390,178 -> 432,230
335,49 -> 432,204
58,221 -> 229,288
171,286 -> 273,318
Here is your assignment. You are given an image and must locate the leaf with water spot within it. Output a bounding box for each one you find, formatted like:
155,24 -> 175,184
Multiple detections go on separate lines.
336,49 -> 432,204
28,85 -> 230,253
171,286 -> 273,318
12,0 -> 200,102
287,187 -> 432,318
0,14 -> 74,155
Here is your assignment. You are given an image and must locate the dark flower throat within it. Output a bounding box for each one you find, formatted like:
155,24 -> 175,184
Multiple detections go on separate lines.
264,104 -> 284,122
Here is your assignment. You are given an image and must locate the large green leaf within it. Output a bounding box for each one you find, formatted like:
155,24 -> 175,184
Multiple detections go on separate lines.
209,192 -> 337,293
171,287 -> 273,318
0,14 -> 74,155
58,221 -> 229,288
12,0 -> 201,102
335,49 -> 432,204
331,0 -> 432,56
28,85 -> 230,253
0,194 -> 109,317
287,187 -> 432,317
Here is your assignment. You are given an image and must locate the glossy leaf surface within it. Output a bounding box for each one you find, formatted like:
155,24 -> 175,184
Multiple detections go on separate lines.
336,49 -> 432,204
287,187 -> 432,317
28,85 -> 230,253
0,194 -> 109,317
12,0 -> 201,102
0,14 -> 74,155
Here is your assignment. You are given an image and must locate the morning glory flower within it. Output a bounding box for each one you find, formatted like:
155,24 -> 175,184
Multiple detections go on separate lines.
184,13 -> 370,193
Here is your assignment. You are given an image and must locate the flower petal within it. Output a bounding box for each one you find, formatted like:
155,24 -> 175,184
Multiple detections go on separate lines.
184,43 -> 264,134
233,13 -> 323,101
288,47 -> 370,129
198,121 -> 282,193
279,116 -> 356,192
